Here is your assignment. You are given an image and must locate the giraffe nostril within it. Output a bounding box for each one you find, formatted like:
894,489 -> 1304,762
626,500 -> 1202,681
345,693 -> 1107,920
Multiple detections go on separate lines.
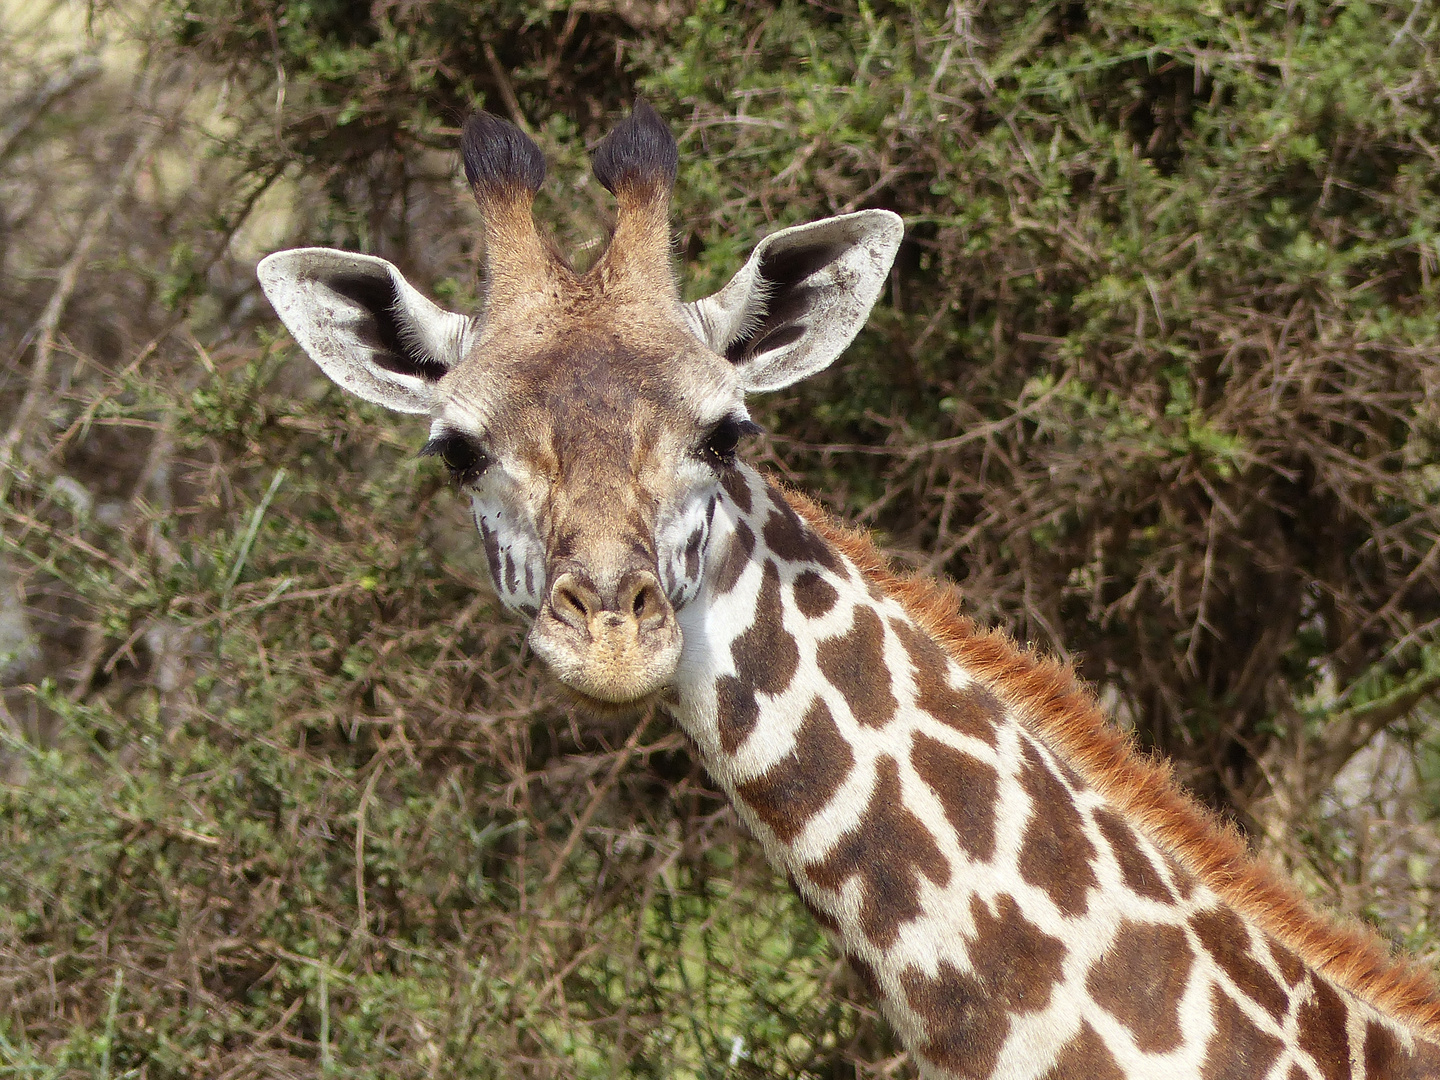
628,577 -> 669,632
548,571 -> 602,632
548,569 -> 671,637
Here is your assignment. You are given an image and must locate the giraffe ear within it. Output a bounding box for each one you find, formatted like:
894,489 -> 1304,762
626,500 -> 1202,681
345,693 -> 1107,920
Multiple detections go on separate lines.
683,210 -> 903,393
257,248 -> 479,415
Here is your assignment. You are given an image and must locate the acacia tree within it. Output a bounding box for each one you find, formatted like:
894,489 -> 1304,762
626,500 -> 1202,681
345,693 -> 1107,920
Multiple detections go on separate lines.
170,0 -> 1440,827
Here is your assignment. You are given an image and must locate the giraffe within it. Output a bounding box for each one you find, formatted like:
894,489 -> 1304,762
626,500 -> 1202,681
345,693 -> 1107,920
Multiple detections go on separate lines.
257,101 -> 1440,1079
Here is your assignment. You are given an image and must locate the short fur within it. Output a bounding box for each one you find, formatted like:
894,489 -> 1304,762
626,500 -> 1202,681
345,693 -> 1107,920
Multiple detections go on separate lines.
781,483 -> 1440,1039
458,110 -> 573,327
265,97 -> 1436,1072
586,99 -> 682,306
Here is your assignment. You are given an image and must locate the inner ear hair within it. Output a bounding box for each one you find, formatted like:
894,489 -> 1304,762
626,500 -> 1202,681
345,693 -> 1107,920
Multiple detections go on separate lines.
725,241 -> 858,363
324,270 -> 449,381
721,278 -> 775,361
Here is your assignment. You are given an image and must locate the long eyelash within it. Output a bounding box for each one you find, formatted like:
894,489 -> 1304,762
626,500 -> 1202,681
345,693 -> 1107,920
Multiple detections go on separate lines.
700,417 -> 762,468
420,432 -> 489,484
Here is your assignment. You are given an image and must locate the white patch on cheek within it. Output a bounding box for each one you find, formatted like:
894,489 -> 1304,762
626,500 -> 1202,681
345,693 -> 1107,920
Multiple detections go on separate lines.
655,482 -> 720,609
470,492 -> 546,617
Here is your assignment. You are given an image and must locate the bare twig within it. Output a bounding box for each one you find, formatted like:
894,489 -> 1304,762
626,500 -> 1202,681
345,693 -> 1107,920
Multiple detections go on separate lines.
541,715 -> 649,893
0,116 -> 165,494
1311,666 -> 1440,792
354,761 -> 384,943
0,54 -> 101,165
483,42 -> 529,134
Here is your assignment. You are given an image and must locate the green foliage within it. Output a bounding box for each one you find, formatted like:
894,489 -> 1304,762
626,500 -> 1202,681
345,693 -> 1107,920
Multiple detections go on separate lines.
633,0 -> 1440,813
3,353 -> 879,1078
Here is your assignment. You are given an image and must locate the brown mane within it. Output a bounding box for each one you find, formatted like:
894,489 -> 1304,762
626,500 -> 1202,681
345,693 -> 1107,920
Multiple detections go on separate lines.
778,480 -> 1440,1037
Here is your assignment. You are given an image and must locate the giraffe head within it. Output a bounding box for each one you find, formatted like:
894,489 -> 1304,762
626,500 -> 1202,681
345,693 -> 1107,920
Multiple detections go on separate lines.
257,102 -> 902,710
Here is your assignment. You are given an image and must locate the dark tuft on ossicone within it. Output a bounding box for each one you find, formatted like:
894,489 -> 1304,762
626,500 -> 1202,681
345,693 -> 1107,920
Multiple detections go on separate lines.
461,111 -> 546,196
592,98 -> 679,196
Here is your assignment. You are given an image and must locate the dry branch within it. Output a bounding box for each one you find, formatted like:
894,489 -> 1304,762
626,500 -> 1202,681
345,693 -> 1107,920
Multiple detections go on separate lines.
0,53 -> 100,165
0,114 -> 165,494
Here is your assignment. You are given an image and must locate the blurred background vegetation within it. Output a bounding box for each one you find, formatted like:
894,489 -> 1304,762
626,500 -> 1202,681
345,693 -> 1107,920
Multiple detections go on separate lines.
4,0 -> 1440,1075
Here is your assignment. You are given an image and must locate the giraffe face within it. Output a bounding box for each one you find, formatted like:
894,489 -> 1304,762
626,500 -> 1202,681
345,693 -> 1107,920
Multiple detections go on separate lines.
257,103 -> 902,709
422,308 -> 751,707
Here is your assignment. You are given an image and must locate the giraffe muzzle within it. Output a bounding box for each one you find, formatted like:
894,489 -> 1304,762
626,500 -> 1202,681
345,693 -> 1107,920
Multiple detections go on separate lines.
528,566 -> 682,704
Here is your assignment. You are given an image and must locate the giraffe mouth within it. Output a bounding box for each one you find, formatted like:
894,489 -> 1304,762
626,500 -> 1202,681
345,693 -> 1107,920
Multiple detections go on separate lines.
527,628 -> 683,705
526,570 -> 684,704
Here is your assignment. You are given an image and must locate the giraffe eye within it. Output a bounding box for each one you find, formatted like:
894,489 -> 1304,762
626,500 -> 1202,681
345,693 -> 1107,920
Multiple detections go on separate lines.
700,417 -> 760,468
421,433 -> 489,484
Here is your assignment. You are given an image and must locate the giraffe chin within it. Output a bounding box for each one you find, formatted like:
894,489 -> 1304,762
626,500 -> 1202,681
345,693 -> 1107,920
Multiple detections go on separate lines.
553,682 -> 669,720
526,624 -> 682,709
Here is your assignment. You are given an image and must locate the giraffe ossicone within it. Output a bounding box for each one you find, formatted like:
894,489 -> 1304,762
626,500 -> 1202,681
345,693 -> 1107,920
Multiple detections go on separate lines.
258,102 -> 1440,1079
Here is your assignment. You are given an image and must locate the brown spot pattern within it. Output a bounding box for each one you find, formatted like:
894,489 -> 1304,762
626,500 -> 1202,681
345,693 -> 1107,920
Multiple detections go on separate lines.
1164,852 -> 1198,899
730,560 -> 799,695
1050,752 -> 1088,792
711,519 -> 754,596
791,569 -> 838,618
816,606 -> 897,729
1017,741 -> 1098,916
478,519 -> 505,593
1093,807 -> 1174,903
761,497 -> 840,570
1363,1021 -> 1405,1078
714,675 -> 759,754
910,732 -> 997,861
1041,1022 -> 1125,1080
1201,990 -> 1284,1080
1266,936 -> 1306,986
1086,919 -> 1194,1053
736,697 -> 854,843
1411,1037 -> 1440,1078
901,893 -> 1066,1079
1190,907 -> 1290,1020
1286,1067 -> 1307,1080
720,468 -> 752,513
683,526 -> 703,580
805,756 -> 949,948
1297,976 -> 1350,1080
891,617 -> 1000,746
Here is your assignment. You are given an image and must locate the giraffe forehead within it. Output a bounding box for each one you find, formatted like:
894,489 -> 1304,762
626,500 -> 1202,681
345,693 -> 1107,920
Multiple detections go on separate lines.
438,312 -> 741,447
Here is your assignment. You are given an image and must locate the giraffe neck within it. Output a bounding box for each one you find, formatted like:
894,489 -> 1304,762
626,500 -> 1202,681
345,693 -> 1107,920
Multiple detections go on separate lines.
667,465 -> 1440,1080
